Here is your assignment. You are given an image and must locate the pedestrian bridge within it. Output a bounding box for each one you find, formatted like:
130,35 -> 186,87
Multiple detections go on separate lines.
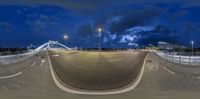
0,40 -> 72,64
35,40 -> 72,52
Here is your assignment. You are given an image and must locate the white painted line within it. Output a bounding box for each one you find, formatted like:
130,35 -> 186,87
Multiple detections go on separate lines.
13,84 -> 21,88
42,59 -> 45,62
17,80 -> 27,85
40,59 -> 45,67
52,54 -> 59,57
30,56 -> 41,67
30,61 -> 37,67
109,58 -> 123,62
40,63 -> 43,67
162,66 -> 175,75
2,86 -> 8,90
47,51 -> 147,95
0,72 -> 22,80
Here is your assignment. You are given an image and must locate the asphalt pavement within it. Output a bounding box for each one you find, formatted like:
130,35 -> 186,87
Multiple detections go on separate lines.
48,50 -> 147,91
0,50 -> 200,99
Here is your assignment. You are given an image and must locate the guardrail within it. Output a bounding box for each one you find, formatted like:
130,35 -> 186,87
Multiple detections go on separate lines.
0,50 -> 36,65
156,51 -> 200,66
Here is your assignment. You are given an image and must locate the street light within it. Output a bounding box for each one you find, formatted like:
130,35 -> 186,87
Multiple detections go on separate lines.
191,41 -> 194,56
63,34 -> 69,49
98,28 -> 102,53
63,34 -> 68,40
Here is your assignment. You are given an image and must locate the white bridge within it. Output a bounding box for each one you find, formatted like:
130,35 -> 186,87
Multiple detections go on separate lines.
0,41 -> 71,64
35,40 -> 72,52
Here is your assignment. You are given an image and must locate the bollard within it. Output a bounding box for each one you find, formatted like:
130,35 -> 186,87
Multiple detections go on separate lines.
189,52 -> 191,65
179,52 -> 181,64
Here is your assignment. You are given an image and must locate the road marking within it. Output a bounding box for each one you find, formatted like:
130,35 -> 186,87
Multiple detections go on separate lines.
52,54 -> 59,57
13,84 -> 21,88
0,72 -> 22,80
109,58 -> 123,62
2,86 -> 8,90
30,61 -> 37,67
162,66 -> 175,75
47,51 -> 147,95
30,56 -> 41,67
40,59 -> 45,67
148,64 -> 159,71
17,80 -> 27,85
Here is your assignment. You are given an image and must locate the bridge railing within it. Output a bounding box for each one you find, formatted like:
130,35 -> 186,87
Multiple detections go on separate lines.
0,50 -> 28,56
156,51 -> 200,66
0,40 -> 72,65
0,50 -> 36,65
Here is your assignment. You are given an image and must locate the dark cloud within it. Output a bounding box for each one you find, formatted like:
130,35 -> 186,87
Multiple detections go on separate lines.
77,23 -> 95,37
0,0 -> 198,13
137,24 -> 179,45
138,35 -> 178,46
0,22 -> 12,33
75,3 -> 183,47
109,9 -> 161,34
76,4 -> 164,37
150,25 -> 170,34
183,21 -> 200,33
0,1 -> 200,47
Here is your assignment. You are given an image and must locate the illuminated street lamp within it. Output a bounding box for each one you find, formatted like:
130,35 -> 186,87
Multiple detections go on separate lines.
98,28 -> 102,53
63,34 -> 68,40
63,34 -> 69,49
191,41 -> 194,56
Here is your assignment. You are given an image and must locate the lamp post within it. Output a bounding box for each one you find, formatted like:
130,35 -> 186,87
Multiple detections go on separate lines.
63,34 -> 69,50
63,34 -> 69,43
27,45 -> 30,55
98,28 -> 102,53
191,41 -> 194,56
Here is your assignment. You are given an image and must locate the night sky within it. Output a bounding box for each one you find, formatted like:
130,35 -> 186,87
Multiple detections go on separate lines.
0,0 -> 200,48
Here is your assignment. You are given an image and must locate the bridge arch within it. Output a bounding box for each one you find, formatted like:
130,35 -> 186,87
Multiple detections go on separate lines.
35,40 -> 72,52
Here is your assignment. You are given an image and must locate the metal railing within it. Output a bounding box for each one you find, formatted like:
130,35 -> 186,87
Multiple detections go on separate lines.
0,50 -> 29,56
0,50 -> 36,65
156,51 -> 200,66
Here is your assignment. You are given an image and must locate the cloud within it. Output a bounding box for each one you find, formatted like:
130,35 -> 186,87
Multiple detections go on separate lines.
125,26 -> 155,34
77,23 -> 95,37
0,22 -> 12,33
0,1 -> 200,47
0,1 -> 199,19
149,25 -> 170,34
109,34 -> 117,40
136,25 -> 179,45
183,21 -> 200,33
103,37 -> 108,43
119,34 -> 139,43
128,42 -> 138,46
106,8 -> 162,35
25,11 -> 61,35
26,14 -> 49,33
113,24 -> 179,46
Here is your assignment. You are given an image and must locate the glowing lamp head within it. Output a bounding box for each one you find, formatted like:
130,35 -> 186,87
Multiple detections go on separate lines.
63,35 -> 68,40
98,28 -> 102,32
191,41 -> 194,44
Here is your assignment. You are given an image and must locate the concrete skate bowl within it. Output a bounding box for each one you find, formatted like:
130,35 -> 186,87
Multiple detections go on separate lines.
49,50 -> 147,93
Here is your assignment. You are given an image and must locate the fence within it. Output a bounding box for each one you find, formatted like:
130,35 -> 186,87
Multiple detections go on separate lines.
156,51 -> 200,66
0,50 -> 36,65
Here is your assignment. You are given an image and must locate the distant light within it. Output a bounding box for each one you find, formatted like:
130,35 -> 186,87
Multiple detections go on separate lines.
98,28 -> 102,32
63,35 -> 68,40
191,41 -> 194,44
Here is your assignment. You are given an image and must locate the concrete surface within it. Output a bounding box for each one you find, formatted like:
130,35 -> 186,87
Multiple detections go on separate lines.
0,50 -> 200,99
